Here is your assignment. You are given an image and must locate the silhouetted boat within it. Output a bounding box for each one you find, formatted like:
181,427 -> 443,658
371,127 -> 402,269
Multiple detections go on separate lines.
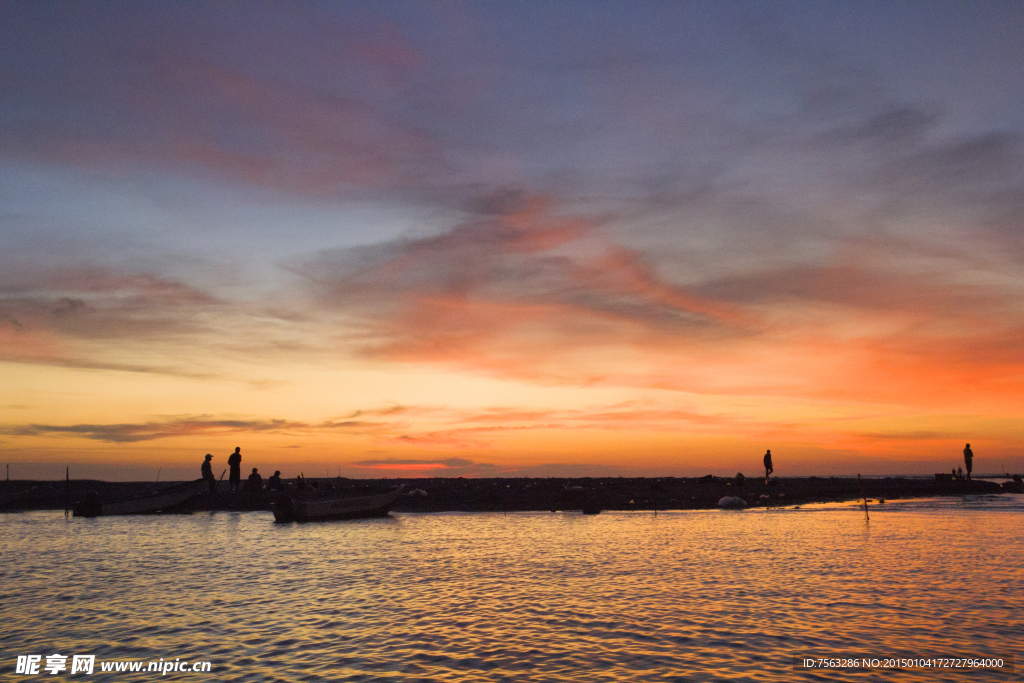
1002,477 -> 1023,493
273,485 -> 404,523
73,480 -> 207,517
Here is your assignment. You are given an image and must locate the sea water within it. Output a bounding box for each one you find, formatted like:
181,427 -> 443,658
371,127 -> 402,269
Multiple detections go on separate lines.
2,496 -> 1022,681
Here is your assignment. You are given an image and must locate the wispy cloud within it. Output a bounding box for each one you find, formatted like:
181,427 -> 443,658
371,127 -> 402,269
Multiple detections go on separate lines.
2,418 -> 310,443
292,199 -> 749,381
0,263 -> 234,375
0,267 -> 222,339
0,4 -> 452,198
0,258 -> 332,376
353,457 -> 493,470
0,402 -> 731,446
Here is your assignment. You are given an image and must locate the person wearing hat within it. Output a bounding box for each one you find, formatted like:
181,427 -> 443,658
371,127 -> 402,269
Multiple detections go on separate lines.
267,470 -> 283,491
201,454 -> 217,494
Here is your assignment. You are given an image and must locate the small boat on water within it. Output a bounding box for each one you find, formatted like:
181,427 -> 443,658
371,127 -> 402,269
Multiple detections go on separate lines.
1002,476 -> 1023,493
273,485 -> 404,523
718,495 -> 747,509
73,480 -> 208,517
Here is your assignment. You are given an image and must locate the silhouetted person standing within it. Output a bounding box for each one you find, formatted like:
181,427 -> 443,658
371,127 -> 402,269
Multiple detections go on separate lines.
963,443 -> 973,481
763,450 -> 774,480
201,453 -> 216,494
228,447 -> 242,492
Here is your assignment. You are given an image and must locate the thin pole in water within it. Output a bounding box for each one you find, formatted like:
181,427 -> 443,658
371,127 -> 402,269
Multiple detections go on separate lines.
858,474 -> 869,522
65,466 -> 70,518
155,468 -> 161,483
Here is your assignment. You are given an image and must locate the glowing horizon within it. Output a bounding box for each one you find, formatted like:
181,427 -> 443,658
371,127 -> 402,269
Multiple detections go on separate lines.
2,3 -> 1023,480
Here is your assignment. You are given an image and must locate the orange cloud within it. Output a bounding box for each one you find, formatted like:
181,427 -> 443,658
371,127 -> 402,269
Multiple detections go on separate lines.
289,209 -> 1024,422
296,200 -> 750,381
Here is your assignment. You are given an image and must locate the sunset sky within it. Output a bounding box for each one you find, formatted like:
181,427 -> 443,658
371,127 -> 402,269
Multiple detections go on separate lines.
2,2 -> 1023,480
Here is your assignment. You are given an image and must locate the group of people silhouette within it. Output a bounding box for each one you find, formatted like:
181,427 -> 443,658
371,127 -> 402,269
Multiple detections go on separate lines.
200,447 -> 282,495
196,444 -> 977,495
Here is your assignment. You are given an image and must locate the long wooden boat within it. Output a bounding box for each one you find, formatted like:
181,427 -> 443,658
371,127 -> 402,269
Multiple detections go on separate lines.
73,480 -> 208,517
273,485 -> 404,523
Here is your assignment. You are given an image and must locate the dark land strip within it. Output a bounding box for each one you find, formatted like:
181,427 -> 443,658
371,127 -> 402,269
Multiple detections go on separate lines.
1,476 -> 1019,514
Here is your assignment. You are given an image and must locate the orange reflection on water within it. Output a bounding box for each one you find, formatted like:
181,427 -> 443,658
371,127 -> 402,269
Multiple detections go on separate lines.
2,498 -> 1022,681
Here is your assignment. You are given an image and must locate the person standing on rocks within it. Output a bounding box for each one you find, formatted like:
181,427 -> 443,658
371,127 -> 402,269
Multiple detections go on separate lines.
963,443 -> 973,481
763,449 -> 774,480
228,447 -> 242,492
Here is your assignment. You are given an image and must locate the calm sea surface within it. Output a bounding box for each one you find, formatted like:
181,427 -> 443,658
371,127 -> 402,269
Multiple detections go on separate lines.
2,495 -> 1022,682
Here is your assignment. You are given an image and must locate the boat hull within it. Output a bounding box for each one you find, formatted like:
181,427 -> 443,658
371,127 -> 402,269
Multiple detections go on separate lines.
273,487 -> 403,523
73,480 -> 207,517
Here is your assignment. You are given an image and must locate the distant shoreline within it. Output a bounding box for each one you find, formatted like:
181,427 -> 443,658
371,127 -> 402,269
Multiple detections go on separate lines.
1,475 -> 1018,513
